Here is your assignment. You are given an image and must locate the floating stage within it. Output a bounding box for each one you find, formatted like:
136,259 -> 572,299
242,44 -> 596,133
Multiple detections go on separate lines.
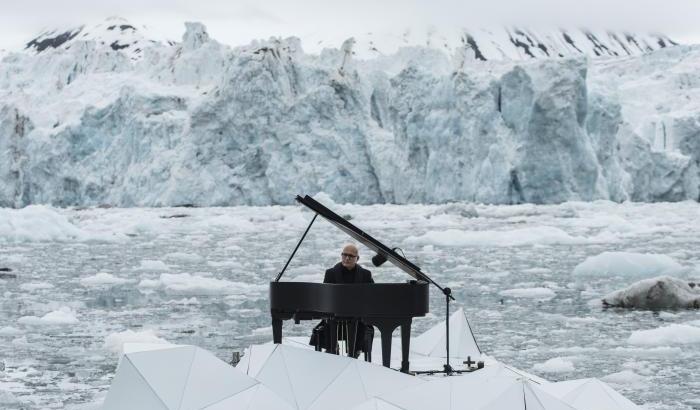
102,308 -> 640,410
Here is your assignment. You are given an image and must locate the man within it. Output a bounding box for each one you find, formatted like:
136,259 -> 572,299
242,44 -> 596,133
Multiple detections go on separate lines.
310,244 -> 375,357
323,244 -> 374,284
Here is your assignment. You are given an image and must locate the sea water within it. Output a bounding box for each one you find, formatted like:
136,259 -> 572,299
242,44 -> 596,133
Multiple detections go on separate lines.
0,201 -> 698,409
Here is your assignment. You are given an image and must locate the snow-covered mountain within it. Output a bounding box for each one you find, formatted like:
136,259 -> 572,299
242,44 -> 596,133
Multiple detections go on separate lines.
0,19 -> 698,207
23,16 -> 173,61
307,27 -> 676,61
21,18 -> 675,62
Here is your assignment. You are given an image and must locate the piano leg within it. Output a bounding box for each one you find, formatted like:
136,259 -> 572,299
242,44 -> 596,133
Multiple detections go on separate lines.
379,327 -> 393,368
400,320 -> 412,374
272,318 -> 283,344
327,318 -> 338,354
367,320 -> 398,369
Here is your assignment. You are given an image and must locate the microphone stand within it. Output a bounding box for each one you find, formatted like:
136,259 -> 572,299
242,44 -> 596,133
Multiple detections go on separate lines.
414,286 -> 479,376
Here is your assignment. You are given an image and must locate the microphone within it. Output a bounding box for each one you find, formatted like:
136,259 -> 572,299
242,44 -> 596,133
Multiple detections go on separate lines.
371,253 -> 388,267
372,247 -> 399,267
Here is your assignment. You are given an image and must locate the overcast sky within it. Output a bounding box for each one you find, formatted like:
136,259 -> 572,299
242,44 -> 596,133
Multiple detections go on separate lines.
2,0 -> 699,50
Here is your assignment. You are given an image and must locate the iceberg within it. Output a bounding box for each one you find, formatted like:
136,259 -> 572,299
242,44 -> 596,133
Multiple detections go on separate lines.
602,276 -> 700,309
573,252 -> 684,278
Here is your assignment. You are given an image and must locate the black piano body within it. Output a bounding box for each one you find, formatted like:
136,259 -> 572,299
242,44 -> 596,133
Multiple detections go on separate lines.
270,281 -> 429,372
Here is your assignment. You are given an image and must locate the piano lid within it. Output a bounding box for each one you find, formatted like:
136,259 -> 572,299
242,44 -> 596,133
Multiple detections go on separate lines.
296,194 -> 428,283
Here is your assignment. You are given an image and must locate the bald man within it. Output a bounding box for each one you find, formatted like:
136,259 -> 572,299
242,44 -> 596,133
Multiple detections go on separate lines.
323,244 -> 374,284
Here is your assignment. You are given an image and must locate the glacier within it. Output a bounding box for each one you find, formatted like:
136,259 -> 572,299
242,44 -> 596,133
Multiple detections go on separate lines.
0,19 -> 699,207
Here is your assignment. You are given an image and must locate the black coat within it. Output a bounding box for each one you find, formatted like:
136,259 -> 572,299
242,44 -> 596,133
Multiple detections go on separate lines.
310,263 -> 375,355
323,262 -> 374,284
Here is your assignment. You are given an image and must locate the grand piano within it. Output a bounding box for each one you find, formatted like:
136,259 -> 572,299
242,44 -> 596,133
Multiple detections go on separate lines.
270,195 -> 447,373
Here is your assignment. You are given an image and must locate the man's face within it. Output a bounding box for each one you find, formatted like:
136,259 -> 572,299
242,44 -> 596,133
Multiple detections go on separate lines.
340,245 -> 359,270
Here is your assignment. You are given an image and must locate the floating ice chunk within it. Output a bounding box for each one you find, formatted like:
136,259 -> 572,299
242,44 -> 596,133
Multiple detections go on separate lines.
0,205 -> 116,242
144,273 -> 266,296
137,279 -> 160,289
164,297 -> 200,305
80,272 -> 131,287
19,282 -> 54,291
135,259 -> 170,271
611,346 -> 683,358
312,191 -> 338,207
532,357 -> 575,373
0,389 -> 19,405
601,370 -> 648,388
18,307 -> 79,326
192,214 -> 256,231
0,326 -> 23,336
628,324 -> 700,346
405,226 -> 600,247
104,329 -> 171,355
500,287 -> 556,299
164,252 -> 204,264
602,276 -> 700,309
430,203 -> 478,218
522,267 -> 552,275
573,252 -> 684,278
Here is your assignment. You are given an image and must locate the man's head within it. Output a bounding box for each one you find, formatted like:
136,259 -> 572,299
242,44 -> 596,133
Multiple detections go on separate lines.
340,244 -> 359,270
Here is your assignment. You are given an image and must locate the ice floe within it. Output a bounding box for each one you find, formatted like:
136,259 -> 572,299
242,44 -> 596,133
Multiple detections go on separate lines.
628,324 -> 700,346
500,287 -> 556,299
573,252 -> 684,278
79,272 -> 131,287
405,226 -> 609,247
602,276 -> 700,309
0,205 -> 117,242
138,273 -> 267,296
533,357 -> 576,373
17,307 -> 79,326
104,329 -> 171,354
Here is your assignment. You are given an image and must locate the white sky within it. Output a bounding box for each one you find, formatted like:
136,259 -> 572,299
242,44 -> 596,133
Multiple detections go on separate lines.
1,0 -> 699,50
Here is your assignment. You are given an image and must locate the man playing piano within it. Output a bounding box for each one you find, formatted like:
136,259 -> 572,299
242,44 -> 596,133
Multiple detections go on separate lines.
310,244 -> 375,357
324,244 -> 374,284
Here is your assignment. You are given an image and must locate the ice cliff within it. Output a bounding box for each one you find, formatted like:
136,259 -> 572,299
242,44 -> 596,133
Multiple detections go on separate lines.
0,18 -> 698,206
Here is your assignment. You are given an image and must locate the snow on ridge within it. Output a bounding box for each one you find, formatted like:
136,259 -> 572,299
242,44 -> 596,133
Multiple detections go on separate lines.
328,26 -> 677,61
19,17 -> 678,63
24,17 -> 174,61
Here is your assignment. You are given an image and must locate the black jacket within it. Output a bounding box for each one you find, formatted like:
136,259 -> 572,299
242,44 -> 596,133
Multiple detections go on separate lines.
310,262 -> 375,354
323,262 -> 374,284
